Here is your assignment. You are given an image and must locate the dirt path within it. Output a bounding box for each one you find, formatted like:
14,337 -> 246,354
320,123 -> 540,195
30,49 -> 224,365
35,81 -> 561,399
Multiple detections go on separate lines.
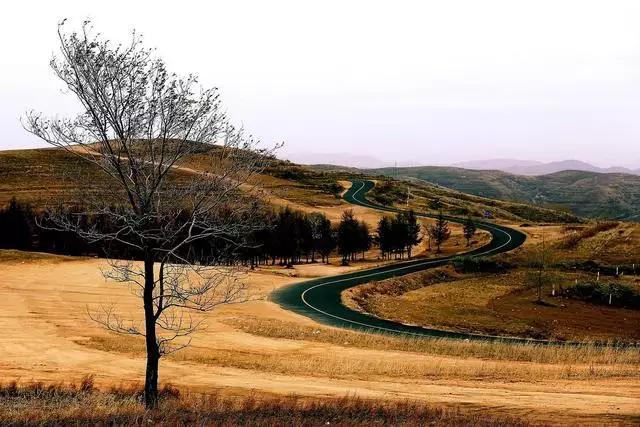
0,255 -> 638,424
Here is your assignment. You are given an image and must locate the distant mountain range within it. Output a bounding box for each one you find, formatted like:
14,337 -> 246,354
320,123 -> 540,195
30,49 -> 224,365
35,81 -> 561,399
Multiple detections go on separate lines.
289,154 -> 640,176
282,152 -> 429,169
283,152 -> 393,169
452,159 -> 640,176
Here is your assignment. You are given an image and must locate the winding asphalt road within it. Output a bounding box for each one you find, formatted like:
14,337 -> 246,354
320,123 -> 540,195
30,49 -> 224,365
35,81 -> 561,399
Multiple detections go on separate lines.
271,180 -> 529,342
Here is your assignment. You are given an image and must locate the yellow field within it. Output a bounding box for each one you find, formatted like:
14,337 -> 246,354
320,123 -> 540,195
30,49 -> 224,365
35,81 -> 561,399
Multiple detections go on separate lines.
3,148 -> 640,424
0,251 -> 638,425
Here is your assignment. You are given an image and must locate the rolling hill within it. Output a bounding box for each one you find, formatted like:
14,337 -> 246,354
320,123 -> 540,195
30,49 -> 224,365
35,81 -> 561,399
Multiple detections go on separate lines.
0,147 -> 579,224
365,166 -> 640,220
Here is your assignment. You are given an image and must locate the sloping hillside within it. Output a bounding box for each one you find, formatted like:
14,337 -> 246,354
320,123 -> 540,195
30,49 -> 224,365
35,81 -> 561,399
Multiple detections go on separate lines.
366,166 -> 640,220
367,177 -> 579,223
0,147 -> 578,224
0,148 -> 345,208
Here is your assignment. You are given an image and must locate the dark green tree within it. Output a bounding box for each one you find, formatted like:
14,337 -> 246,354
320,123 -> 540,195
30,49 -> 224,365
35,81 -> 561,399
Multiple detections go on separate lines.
428,211 -> 451,253
316,218 -> 336,264
377,216 -> 393,259
402,210 -> 421,258
337,210 -> 359,265
308,212 -> 330,262
356,220 -> 371,260
463,216 -> 477,247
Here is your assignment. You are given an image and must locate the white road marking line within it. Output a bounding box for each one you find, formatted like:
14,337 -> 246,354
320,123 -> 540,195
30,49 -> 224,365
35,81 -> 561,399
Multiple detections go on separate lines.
299,180 -> 525,340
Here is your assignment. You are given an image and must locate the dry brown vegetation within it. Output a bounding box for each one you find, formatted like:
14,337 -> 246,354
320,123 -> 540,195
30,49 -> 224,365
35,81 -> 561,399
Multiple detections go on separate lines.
77,327 -> 640,383
1,147 -> 583,226
223,316 -> 640,369
2,252 -> 639,424
516,220 -> 640,266
0,379 -> 528,426
0,252 -> 640,423
559,221 -> 640,265
341,218 -> 640,345
558,221 -> 621,249
4,148 -> 640,424
344,268 -> 640,342
0,148 -> 344,212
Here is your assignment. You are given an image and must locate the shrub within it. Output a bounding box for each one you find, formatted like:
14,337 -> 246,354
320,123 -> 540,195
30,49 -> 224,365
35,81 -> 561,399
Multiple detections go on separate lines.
560,260 -> 639,276
369,181 -> 406,206
452,256 -> 511,273
565,282 -> 640,309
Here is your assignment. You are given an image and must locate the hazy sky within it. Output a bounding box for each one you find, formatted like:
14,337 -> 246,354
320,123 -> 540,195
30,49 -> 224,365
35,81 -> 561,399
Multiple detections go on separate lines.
2,1 -> 640,167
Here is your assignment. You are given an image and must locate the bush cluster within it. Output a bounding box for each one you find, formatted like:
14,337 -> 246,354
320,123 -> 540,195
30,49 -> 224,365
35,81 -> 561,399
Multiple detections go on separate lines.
565,282 -> 640,309
452,256 -> 512,274
377,210 -> 421,259
369,180 -> 406,206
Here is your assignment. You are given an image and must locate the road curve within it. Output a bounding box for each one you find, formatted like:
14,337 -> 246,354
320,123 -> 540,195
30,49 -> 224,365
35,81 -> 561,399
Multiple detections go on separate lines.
271,180 -> 530,343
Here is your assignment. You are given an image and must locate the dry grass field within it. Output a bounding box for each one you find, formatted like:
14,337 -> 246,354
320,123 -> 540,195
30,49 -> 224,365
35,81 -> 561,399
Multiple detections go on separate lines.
342,220 -> 640,344
344,267 -> 640,342
1,250 -> 639,425
0,147 -> 343,212
0,379 -> 530,426
2,147 -> 640,424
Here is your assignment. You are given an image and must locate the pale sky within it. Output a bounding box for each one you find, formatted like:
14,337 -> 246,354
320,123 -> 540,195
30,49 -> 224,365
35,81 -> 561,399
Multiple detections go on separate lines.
1,1 -> 640,167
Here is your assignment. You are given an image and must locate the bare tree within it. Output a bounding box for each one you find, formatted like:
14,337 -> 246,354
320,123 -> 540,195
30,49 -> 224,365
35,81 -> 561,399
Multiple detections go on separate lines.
24,20 -> 276,408
524,231 -> 558,303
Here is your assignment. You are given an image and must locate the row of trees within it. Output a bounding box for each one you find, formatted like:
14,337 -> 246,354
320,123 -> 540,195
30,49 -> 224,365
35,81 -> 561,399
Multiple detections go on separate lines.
376,210 -> 476,258
1,198 -> 478,266
242,208 -> 335,267
0,198 -> 377,268
0,198 -> 106,256
337,210 -> 371,264
377,210 -> 421,259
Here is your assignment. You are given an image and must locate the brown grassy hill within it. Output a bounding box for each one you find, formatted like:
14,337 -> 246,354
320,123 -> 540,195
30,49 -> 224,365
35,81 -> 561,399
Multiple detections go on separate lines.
1,147 -> 579,224
0,148 -> 341,208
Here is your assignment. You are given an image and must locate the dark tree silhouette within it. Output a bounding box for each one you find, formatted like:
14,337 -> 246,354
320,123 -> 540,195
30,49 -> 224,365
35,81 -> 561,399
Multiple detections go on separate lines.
401,210 -> 421,258
23,21 -> 275,408
309,212 -> 335,263
376,210 -> 421,260
428,211 -> 451,253
377,216 -> 393,260
337,210 -> 364,265
0,198 -> 34,250
463,216 -> 477,247
356,220 -> 371,260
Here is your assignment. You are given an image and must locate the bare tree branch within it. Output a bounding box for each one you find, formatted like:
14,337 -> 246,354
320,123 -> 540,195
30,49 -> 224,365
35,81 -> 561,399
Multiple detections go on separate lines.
24,19 -> 278,408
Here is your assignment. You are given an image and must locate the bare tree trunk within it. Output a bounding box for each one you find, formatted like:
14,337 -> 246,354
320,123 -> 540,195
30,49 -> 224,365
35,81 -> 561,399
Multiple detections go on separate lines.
143,252 -> 159,409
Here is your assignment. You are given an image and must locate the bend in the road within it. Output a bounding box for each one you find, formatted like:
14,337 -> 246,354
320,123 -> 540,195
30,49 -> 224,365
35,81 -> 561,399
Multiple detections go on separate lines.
271,180 -> 553,344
